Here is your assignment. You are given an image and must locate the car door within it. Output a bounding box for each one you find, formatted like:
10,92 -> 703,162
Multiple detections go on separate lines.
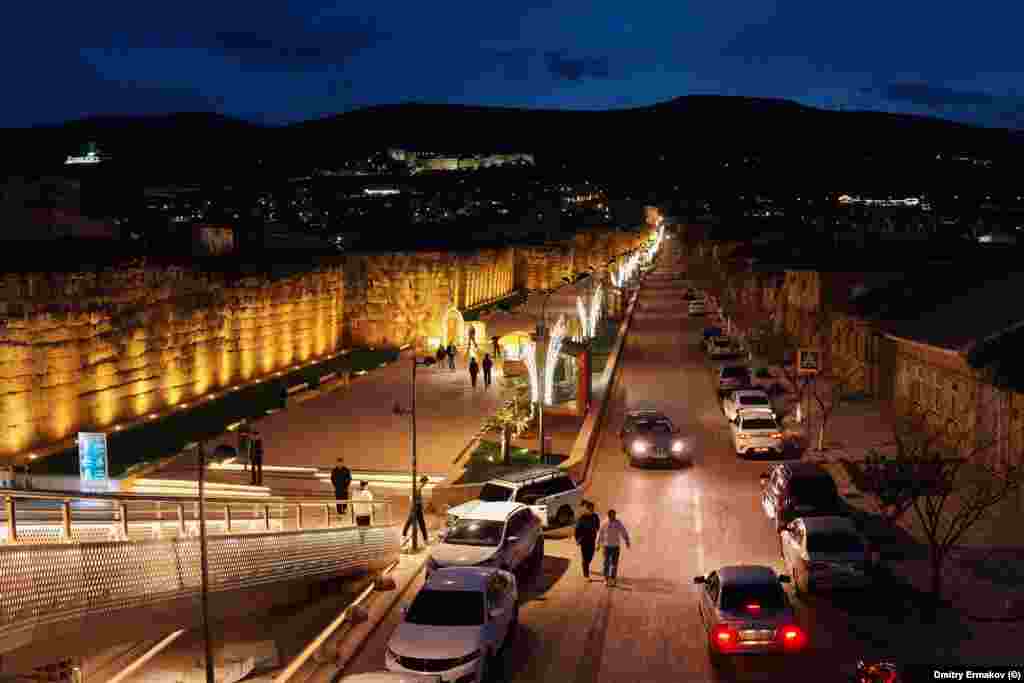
485,576 -> 510,647
515,482 -> 550,526
542,476 -> 576,519
699,572 -> 720,632
504,511 -> 529,567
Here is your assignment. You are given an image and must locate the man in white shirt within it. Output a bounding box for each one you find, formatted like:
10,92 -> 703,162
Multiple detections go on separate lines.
354,481 -> 374,527
596,509 -> 631,586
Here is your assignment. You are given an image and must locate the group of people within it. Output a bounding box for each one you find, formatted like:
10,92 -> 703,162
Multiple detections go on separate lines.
574,501 -> 632,587
435,328 -> 500,390
330,457 -> 376,526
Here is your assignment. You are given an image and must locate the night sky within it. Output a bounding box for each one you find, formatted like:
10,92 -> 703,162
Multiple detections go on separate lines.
7,2 -> 1024,129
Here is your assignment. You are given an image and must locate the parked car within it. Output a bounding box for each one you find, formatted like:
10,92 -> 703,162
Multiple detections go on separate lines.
780,516 -> 872,593
689,300 -> 707,316
717,364 -> 752,397
722,389 -> 773,421
339,674 -> 441,683
386,567 -> 518,683
730,408 -> 784,458
446,467 -> 582,529
707,336 -> 741,359
619,409 -> 689,467
760,463 -> 845,528
429,502 -> 543,577
694,565 -> 806,667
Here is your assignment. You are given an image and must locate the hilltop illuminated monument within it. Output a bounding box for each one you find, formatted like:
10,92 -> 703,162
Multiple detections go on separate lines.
65,141 -> 111,165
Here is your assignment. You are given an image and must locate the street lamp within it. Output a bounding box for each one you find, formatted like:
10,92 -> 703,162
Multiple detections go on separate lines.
185,440 -> 215,683
392,355 -> 436,553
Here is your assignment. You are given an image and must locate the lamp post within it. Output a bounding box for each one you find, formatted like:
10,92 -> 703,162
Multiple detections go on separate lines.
535,288 -> 557,459
186,440 -> 215,683
392,355 -> 436,553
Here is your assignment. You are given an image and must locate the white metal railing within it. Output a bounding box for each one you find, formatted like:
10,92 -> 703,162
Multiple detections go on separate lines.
0,488 -> 396,545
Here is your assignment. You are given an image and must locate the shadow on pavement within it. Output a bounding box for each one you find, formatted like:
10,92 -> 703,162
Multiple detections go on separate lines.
519,555 -> 570,603
495,622 -> 541,683
609,576 -> 680,595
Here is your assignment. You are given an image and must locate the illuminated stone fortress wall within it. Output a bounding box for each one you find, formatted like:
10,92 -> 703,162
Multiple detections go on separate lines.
0,224 -> 656,459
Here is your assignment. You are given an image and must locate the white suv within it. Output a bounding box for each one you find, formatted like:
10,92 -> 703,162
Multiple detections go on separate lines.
386,567 -> 518,683
729,408 -> 784,457
447,467 -> 582,529
429,502 -> 544,577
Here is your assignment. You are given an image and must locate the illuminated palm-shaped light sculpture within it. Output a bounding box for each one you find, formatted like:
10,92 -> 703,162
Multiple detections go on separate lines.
523,313 -> 568,458
587,282 -> 604,337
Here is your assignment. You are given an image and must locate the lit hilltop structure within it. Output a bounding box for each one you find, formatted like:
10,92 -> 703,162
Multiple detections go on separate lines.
65,141 -> 111,165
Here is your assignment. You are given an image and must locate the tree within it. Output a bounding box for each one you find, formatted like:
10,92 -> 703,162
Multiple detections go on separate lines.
749,322 -> 813,423
481,375 -> 534,464
807,334 -> 865,451
848,403 -> 1023,617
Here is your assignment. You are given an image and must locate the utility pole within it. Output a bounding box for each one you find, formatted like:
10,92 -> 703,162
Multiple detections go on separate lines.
195,441 -> 215,683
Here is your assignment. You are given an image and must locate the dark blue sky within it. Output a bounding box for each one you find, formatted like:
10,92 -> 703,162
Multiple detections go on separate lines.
6,1 -> 1024,129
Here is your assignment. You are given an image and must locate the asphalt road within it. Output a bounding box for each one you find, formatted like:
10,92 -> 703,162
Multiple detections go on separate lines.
339,239 -> 963,682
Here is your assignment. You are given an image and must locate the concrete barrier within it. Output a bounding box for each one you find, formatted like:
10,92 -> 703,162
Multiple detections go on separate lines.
560,287 -> 642,485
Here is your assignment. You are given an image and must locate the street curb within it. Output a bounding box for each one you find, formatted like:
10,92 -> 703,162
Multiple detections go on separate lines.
561,284 -> 643,486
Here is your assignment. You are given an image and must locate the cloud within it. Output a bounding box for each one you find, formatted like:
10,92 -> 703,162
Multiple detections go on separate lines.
210,16 -> 388,72
870,82 -> 1024,129
544,50 -> 611,81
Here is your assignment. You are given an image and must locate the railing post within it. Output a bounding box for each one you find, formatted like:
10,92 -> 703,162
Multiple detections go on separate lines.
296,503 -> 303,530
225,504 -> 233,533
5,497 -> 17,543
177,503 -> 186,537
62,501 -> 72,541
324,504 -> 330,528
119,503 -> 129,540
263,505 -> 271,531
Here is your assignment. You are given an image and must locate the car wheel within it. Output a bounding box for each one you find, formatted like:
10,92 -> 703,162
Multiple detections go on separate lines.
555,506 -> 574,527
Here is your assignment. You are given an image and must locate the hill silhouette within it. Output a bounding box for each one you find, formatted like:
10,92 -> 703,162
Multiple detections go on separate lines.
2,96 -> 1022,181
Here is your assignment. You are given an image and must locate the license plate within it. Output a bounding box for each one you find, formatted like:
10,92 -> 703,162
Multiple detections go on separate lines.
739,629 -> 775,641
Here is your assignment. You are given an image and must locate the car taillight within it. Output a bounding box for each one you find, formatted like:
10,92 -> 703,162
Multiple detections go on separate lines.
745,603 -> 760,613
711,625 -> 738,651
779,625 -> 806,650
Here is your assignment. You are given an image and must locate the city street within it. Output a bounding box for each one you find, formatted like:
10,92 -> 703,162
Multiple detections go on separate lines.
339,236 -> 1006,682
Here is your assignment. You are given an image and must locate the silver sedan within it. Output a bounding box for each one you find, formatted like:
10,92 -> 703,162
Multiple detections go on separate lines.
694,565 -> 806,667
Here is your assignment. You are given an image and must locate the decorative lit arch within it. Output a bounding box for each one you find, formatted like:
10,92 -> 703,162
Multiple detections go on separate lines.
440,305 -> 466,348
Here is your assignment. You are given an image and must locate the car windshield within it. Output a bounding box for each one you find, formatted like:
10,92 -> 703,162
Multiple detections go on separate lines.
406,589 -> 485,626
739,395 -> 769,407
444,519 -> 504,546
478,483 -> 513,502
741,417 -> 777,430
639,421 -> 671,433
807,531 -> 864,554
720,583 -> 787,611
722,367 -> 749,378
789,478 -> 839,505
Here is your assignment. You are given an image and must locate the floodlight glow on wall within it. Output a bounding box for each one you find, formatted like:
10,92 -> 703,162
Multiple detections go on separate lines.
576,296 -> 588,341
588,283 -> 603,337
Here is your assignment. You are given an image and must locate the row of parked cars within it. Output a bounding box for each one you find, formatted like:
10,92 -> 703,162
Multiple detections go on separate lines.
687,285 -> 872,669
341,467 -> 584,682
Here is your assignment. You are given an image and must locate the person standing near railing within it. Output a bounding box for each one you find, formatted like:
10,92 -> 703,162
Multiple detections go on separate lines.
403,475 -> 430,543
250,433 -> 264,486
354,481 -> 373,526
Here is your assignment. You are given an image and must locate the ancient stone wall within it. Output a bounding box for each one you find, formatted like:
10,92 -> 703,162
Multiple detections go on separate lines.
0,265 -> 344,457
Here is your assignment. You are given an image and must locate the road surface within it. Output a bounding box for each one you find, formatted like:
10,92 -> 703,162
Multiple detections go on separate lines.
340,237 -> 986,682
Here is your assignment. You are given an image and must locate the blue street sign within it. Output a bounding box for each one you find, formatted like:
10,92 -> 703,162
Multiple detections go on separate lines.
78,432 -> 109,482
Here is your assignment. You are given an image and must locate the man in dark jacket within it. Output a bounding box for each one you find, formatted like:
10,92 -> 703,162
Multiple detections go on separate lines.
481,354 -> 494,388
574,501 -> 600,579
403,475 -> 430,544
331,457 -> 352,514
250,433 -> 264,486
468,356 -> 479,388
446,343 -> 456,370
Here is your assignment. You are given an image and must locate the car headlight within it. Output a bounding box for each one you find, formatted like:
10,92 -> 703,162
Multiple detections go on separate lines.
671,440 -> 684,453
632,442 -> 647,454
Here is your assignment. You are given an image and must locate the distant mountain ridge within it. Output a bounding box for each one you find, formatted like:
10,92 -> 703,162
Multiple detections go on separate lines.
2,96 -> 1022,178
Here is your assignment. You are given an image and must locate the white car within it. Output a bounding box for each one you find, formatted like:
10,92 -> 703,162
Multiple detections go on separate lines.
780,516 -> 872,593
339,674 -> 442,682
729,408 -> 784,457
722,389 -> 772,422
386,567 -> 518,683
429,502 -> 544,577
447,467 -> 582,529
688,300 -> 707,316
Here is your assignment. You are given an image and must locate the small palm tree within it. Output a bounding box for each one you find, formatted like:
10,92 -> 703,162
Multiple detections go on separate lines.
482,375 -> 535,464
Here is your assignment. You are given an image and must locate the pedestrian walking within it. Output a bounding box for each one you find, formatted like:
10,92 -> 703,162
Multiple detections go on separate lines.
403,475 -> 430,543
482,353 -> 493,388
468,356 -> 479,388
596,509 -> 631,586
446,343 -> 456,370
331,457 -> 352,515
250,432 -> 264,486
491,336 -> 501,357
467,325 -> 478,352
574,501 -> 600,579
436,345 -> 446,366
354,481 -> 374,527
